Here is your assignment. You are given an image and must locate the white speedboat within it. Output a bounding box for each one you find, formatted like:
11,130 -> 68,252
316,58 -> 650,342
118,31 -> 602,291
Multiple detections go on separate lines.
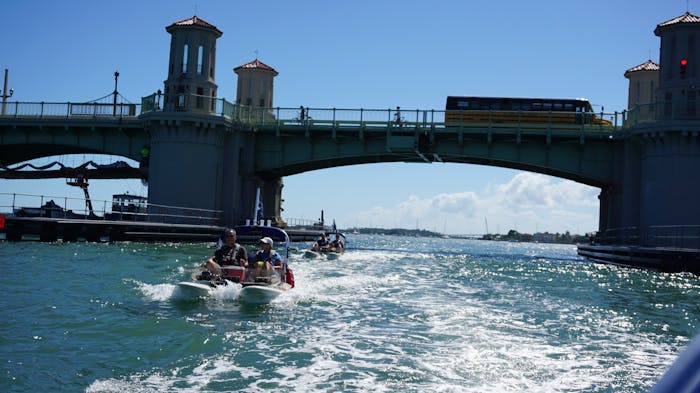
309,231 -> 346,260
177,225 -> 295,303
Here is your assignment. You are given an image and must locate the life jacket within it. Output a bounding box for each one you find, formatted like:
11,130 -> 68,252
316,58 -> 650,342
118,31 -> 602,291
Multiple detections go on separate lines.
254,249 -> 278,263
255,250 -> 293,285
218,244 -> 242,266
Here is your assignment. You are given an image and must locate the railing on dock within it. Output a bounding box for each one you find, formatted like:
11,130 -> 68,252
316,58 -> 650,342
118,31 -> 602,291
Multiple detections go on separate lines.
0,192 -> 222,226
594,225 -> 700,250
283,217 -> 326,229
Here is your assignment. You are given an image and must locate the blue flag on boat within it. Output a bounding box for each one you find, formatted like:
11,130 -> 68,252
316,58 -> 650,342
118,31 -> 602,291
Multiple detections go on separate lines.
255,188 -> 264,225
332,220 -> 337,233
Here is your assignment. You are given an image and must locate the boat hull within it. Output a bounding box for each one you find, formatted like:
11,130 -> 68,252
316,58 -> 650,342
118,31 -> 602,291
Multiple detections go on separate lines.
325,252 -> 341,260
239,283 -> 291,303
176,281 -> 212,298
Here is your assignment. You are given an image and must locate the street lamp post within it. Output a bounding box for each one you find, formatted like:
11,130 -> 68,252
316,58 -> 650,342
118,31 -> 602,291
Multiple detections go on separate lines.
112,71 -> 119,116
1,68 -> 14,116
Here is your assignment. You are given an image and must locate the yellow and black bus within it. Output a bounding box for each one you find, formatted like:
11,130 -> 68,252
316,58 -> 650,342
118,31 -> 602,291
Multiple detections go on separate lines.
445,96 -> 611,126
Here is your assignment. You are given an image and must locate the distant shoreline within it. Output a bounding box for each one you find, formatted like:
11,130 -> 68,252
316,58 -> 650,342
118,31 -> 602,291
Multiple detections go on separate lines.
342,227 -> 590,245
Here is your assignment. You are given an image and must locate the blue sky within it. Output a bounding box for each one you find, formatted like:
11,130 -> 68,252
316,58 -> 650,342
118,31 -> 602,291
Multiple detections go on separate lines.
0,0 -> 686,234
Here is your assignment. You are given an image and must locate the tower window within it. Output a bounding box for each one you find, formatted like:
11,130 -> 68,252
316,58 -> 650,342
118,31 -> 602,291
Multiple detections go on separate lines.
196,87 -> 204,109
182,44 -> 189,74
197,46 -> 204,75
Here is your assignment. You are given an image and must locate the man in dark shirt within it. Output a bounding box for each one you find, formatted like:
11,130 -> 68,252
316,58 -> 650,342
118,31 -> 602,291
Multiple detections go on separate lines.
201,228 -> 248,276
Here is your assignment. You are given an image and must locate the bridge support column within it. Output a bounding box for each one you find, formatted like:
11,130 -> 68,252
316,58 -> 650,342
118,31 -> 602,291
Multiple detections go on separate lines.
145,119 -> 225,224
260,176 -> 285,227
604,127 -> 700,248
143,115 -> 259,227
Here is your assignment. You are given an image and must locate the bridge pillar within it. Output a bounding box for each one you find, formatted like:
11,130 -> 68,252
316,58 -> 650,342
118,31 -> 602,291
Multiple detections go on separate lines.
260,176 -> 285,227
142,115 -> 257,226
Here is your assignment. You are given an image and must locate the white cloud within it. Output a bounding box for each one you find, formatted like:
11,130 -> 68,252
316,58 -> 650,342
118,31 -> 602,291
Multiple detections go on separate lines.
348,172 -> 599,235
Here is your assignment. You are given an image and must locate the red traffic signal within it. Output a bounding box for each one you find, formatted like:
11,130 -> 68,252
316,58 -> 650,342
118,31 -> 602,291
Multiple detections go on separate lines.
681,58 -> 688,76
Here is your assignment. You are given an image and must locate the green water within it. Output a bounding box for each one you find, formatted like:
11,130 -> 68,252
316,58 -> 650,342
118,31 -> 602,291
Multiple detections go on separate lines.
1,237 -> 699,392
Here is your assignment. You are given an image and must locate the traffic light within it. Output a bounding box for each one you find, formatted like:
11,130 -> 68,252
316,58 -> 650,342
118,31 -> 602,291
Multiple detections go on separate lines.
680,58 -> 688,77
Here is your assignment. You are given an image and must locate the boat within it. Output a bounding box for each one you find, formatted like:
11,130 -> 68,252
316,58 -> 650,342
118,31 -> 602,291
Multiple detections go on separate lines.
309,230 -> 346,259
177,225 -> 294,303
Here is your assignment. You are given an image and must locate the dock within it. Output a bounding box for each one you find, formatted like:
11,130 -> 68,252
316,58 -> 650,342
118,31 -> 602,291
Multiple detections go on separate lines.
0,215 -> 323,243
577,244 -> 700,275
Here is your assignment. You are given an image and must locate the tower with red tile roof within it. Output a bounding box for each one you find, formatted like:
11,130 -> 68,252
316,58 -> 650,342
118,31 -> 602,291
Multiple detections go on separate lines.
624,60 -> 659,109
654,12 -> 700,119
598,11 -> 700,254
163,16 -> 223,113
146,15 -> 259,226
234,59 -> 279,108
624,60 -> 659,122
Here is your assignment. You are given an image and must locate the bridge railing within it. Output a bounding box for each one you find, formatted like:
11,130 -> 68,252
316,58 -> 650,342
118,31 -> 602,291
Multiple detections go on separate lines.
2,94 -> 640,133
233,105 -> 624,132
139,92 -> 625,132
0,101 -> 140,118
623,99 -> 700,127
0,192 -> 222,226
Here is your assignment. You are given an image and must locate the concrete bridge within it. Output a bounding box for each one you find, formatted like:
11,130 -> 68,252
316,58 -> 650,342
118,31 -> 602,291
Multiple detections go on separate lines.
0,97 -> 621,223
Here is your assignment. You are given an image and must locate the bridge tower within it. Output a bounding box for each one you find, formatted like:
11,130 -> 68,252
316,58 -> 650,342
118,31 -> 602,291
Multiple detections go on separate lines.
624,60 -> 659,121
143,16 -> 257,226
655,12 -> 700,119
602,12 -> 700,247
234,59 -> 278,108
234,59 -> 285,226
163,16 -> 222,113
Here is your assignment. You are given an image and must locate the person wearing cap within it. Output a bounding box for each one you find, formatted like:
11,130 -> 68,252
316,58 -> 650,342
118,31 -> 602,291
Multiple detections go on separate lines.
248,236 -> 285,280
201,228 -> 248,276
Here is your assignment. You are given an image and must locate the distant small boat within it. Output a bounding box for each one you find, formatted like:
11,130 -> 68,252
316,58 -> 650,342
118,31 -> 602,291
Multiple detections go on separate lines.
309,231 -> 346,258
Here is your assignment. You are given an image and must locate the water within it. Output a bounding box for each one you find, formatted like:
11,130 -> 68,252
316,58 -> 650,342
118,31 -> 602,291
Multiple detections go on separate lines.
1,236 -> 699,392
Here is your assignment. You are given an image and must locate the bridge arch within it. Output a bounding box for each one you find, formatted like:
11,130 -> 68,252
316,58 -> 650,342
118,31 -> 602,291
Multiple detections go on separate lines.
252,125 -> 614,188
